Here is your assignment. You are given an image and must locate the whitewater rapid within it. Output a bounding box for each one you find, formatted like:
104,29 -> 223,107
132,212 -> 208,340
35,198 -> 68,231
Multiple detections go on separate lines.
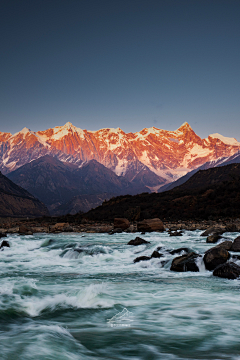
1,230 -> 240,359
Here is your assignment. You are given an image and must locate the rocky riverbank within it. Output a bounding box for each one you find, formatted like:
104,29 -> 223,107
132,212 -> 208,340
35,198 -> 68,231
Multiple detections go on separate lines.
0,216 -> 240,235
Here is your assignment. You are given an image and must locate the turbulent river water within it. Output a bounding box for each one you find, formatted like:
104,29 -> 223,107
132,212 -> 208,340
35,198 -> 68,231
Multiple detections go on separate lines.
1,230 -> 240,360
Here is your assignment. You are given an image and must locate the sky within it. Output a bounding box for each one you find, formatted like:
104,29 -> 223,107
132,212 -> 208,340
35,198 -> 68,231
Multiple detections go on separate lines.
0,0 -> 240,140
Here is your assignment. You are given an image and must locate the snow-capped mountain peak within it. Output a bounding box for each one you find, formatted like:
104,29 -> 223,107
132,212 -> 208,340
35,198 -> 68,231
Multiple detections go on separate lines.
0,123 -> 240,184
13,127 -> 31,137
176,122 -> 193,131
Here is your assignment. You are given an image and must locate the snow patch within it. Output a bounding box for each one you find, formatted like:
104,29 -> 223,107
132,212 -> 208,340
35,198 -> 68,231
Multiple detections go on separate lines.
114,159 -> 129,176
50,123 -> 85,140
12,127 -> 31,138
209,133 -> 240,146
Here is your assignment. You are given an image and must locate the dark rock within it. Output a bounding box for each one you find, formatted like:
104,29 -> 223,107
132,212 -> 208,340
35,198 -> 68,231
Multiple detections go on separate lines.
201,227 -> 225,237
203,246 -> 230,271
134,256 -> 151,263
213,262 -> 240,279
50,222 -> 73,233
151,251 -> 163,258
0,233 -> 7,238
169,247 -> 190,255
127,237 -> 150,246
230,236 -> 240,252
206,234 -> 221,243
168,226 -> 181,232
170,252 -> 199,272
19,225 -> 33,235
0,240 -> 10,249
216,241 -> 233,251
74,248 -> 84,253
225,224 -> 238,232
169,231 -> 183,237
62,226 -> 74,232
141,232 -> 146,235
108,228 -> 123,235
231,255 -> 240,261
137,218 -> 164,232
114,218 -> 130,230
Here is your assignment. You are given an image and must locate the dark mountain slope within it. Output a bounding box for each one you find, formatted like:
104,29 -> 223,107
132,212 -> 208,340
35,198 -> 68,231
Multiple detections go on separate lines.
84,163 -> 240,221
0,172 -> 49,217
7,155 -> 79,209
123,160 -> 166,188
53,193 -> 114,215
74,159 -> 148,195
173,163 -> 240,192
217,152 -> 240,167
7,156 -> 148,214
160,152 -> 240,193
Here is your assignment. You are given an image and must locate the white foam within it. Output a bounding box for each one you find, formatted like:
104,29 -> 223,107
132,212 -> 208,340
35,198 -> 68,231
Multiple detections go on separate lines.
23,283 -> 114,317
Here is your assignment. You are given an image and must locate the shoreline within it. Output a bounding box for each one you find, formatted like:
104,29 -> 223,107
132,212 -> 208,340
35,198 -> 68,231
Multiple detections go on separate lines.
1,217 -> 240,235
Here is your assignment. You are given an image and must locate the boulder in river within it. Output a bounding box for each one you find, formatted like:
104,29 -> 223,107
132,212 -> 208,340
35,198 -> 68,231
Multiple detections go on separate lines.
133,256 -> 151,263
108,228 -> 123,235
201,227 -> 225,237
137,218 -> 164,232
169,247 -> 190,255
134,250 -> 163,263
216,241 -> 233,251
203,246 -> 230,271
206,234 -> 221,243
170,252 -> 200,272
230,236 -> 240,252
169,230 -> 183,237
114,218 -> 130,231
150,250 -> 163,258
0,232 -> 7,238
0,240 -> 10,249
213,262 -> 240,279
127,237 -> 150,246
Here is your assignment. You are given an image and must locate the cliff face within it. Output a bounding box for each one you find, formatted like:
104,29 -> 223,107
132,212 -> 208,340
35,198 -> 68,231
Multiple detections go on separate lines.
0,172 -> 49,217
1,122 -> 239,183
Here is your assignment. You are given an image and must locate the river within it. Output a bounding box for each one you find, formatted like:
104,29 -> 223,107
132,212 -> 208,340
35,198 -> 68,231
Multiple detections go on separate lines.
1,230 -> 240,359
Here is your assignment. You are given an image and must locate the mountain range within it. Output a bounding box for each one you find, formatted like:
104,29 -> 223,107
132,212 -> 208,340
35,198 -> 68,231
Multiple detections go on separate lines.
1,122 -> 240,188
1,122 -> 240,216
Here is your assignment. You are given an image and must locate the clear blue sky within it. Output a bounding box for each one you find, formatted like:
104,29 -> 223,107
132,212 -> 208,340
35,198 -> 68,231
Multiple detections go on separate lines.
1,0 -> 240,139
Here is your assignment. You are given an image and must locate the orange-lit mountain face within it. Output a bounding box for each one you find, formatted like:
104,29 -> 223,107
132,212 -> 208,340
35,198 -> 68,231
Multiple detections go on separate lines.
1,122 -> 240,184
